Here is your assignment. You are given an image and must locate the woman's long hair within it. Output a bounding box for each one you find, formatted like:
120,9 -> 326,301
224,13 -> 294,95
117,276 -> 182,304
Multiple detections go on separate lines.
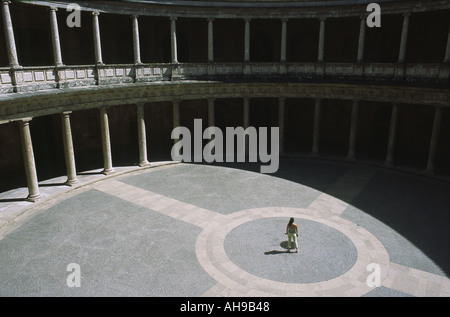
288,217 -> 294,226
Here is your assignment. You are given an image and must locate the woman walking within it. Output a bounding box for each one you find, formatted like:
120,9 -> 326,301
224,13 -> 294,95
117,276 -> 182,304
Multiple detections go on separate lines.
286,217 -> 299,253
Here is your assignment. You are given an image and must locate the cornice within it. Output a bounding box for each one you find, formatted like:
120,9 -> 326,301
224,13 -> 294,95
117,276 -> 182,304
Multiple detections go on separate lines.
1,81 -> 448,124
15,0 -> 450,19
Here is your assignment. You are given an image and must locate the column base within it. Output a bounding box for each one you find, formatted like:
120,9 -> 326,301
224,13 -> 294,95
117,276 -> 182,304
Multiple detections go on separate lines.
102,168 -> 116,175
385,160 -> 394,168
139,161 -> 150,167
65,178 -> 79,186
26,193 -> 40,203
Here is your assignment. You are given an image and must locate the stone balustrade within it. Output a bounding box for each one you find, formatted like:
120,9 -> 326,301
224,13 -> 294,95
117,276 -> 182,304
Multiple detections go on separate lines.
0,62 -> 448,94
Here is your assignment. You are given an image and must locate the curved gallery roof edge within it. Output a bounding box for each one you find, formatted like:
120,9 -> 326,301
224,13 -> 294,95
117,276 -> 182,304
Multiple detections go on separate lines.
15,0 -> 450,17
1,81 -> 448,124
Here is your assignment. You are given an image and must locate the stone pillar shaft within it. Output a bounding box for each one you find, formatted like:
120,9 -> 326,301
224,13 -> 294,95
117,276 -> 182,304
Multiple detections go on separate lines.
173,100 -> 180,143
61,112 -> 78,185
357,17 -> 366,63
208,98 -> 215,127
1,0 -> 19,67
19,119 -> 40,201
444,25 -> 450,63
243,97 -> 250,153
318,18 -> 326,62
208,18 -> 214,63
244,19 -> 251,62
280,19 -> 287,62
99,107 -> 114,174
170,17 -> 178,63
137,103 -> 149,166
278,97 -> 285,153
426,107 -> 443,174
132,16 -> 142,64
386,104 -> 399,166
312,98 -> 322,156
49,7 -> 63,66
398,13 -> 410,63
347,100 -> 359,160
92,12 -> 103,65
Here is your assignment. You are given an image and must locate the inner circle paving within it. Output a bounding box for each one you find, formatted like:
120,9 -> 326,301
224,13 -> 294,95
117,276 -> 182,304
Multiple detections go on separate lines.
0,159 -> 449,297
223,217 -> 358,284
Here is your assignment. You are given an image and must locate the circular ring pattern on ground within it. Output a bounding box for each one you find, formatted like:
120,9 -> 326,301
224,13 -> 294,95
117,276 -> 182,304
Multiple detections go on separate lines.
224,217 -> 358,284
195,207 -> 390,296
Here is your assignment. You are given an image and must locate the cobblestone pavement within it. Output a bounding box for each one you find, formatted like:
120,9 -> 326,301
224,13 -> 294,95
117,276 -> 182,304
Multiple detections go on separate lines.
0,158 -> 449,297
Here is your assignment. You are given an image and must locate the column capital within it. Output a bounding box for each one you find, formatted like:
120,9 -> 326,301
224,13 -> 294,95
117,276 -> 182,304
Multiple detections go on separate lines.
49,6 -> 58,12
207,17 -> 214,22
20,117 -> 33,124
319,17 -> 327,22
136,102 -> 146,107
281,18 -> 288,23
170,16 -> 177,21
92,11 -> 100,16
131,14 -> 139,19
2,1 -> 11,5
402,12 -> 411,18
244,18 -> 251,22
62,111 -> 73,116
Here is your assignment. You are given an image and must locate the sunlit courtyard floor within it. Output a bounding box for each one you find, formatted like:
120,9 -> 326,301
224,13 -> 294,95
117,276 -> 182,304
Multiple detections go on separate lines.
0,158 -> 449,296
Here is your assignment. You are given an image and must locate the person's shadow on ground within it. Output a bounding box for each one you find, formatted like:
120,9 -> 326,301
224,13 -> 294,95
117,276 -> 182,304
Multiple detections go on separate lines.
264,241 -> 290,255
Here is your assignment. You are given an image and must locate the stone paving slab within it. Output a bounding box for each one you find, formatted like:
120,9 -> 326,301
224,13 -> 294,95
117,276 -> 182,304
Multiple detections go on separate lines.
0,159 -> 449,297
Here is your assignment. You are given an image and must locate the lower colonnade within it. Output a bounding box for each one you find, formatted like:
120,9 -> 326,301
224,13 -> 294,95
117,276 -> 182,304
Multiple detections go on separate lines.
6,88 -> 448,202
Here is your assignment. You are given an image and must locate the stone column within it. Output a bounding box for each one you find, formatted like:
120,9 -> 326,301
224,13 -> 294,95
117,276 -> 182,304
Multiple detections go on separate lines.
425,107 -> 443,174
170,17 -> 178,63
137,103 -> 149,167
444,25 -> 450,63
19,118 -> 40,202
280,19 -> 288,62
243,97 -> 250,129
357,17 -> 366,63
173,100 -> 180,144
318,18 -> 326,62
92,11 -> 103,65
49,7 -> 63,67
61,112 -> 78,185
243,97 -> 250,153
208,98 -> 215,127
312,98 -> 322,156
385,104 -> 399,166
347,100 -> 359,160
398,13 -> 410,63
132,15 -> 142,64
99,107 -> 115,174
208,18 -> 214,63
244,18 -> 251,62
1,0 -> 19,67
278,97 -> 285,153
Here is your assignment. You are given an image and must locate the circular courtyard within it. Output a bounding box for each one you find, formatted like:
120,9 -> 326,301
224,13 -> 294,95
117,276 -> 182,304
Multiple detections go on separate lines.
0,158 -> 449,297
